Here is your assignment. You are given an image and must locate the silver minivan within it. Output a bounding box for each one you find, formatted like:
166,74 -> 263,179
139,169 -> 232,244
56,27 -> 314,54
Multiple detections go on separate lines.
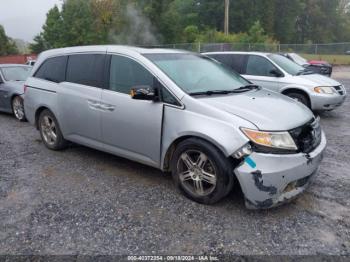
204,52 -> 346,111
24,46 -> 326,209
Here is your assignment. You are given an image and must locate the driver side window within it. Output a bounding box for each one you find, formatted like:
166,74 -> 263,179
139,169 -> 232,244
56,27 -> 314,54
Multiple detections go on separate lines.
108,55 -> 180,106
109,55 -> 154,94
245,55 -> 278,77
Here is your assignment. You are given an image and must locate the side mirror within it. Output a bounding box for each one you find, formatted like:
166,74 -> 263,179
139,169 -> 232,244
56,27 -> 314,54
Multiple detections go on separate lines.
269,69 -> 283,77
130,86 -> 158,101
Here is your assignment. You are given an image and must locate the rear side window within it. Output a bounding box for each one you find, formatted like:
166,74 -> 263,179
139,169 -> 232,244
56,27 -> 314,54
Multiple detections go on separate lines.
34,56 -> 67,83
209,54 -> 246,74
245,55 -> 277,76
109,55 -> 154,94
66,54 -> 105,88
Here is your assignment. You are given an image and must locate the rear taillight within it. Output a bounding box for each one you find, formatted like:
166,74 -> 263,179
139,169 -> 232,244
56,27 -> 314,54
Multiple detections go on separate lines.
24,85 -> 28,93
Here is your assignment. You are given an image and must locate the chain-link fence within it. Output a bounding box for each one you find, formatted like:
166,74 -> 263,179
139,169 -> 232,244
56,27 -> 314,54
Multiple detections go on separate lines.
143,42 -> 350,55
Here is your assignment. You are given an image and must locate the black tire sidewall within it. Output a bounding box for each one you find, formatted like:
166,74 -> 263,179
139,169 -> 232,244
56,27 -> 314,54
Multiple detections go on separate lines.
38,109 -> 67,150
287,92 -> 310,108
171,138 -> 234,204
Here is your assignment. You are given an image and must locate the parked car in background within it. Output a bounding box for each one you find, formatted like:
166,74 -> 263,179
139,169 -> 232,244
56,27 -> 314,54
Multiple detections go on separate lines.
26,60 -> 36,66
24,46 -> 326,209
346,50 -> 350,55
0,64 -> 31,121
283,53 -> 333,76
204,52 -> 346,111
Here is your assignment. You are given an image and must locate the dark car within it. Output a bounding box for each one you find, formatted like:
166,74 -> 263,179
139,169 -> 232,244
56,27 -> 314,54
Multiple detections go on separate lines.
283,53 -> 332,77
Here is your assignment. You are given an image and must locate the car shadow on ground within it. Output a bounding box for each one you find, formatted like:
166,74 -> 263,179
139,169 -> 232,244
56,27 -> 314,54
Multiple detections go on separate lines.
63,142 -> 299,215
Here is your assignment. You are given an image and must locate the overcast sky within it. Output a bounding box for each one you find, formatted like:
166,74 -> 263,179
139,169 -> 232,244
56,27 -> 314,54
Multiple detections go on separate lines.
0,0 -> 62,42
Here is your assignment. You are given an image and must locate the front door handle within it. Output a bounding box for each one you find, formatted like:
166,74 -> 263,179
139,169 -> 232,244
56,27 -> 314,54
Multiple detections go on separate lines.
87,99 -> 100,110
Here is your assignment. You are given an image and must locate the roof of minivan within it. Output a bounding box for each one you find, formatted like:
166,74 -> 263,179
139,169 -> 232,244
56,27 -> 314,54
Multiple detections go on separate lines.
39,45 -> 191,58
203,51 -> 271,56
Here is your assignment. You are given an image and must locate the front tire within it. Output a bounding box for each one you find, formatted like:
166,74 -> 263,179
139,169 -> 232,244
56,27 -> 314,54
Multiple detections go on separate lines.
286,92 -> 310,108
171,138 -> 234,204
12,96 -> 26,121
38,109 -> 68,150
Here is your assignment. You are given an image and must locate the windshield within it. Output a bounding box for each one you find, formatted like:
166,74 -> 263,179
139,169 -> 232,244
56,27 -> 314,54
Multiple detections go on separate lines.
268,54 -> 305,75
0,66 -> 31,81
288,53 -> 308,65
144,53 -> 250,94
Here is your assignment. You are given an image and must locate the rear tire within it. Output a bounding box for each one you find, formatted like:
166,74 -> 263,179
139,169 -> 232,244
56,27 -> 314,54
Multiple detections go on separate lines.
12,96 -> 26,121
38,109 -> 68,150
170,138 -> 234,205
285,92 -> 310,108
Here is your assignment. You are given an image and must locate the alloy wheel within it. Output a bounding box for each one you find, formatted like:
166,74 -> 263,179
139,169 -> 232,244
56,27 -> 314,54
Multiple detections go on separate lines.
40,115 -> 57,146
176,150 -> 217,197
12,97 -> 25,120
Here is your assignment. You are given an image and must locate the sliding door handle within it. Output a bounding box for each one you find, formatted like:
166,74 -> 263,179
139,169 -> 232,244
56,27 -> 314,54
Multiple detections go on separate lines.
100,104 -> 115,111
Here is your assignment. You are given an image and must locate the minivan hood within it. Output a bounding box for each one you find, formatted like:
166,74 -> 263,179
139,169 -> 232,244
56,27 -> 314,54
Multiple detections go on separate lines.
294,74 -> 340,87
198,89 -> 314,131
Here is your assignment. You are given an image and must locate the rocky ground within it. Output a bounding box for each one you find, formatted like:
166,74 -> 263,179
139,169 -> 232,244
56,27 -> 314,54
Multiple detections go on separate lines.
0,74 -> 349,256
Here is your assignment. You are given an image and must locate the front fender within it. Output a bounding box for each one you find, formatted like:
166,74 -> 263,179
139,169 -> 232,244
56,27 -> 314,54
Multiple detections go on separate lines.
160,106 -> 252,170
280,84 -> 313,96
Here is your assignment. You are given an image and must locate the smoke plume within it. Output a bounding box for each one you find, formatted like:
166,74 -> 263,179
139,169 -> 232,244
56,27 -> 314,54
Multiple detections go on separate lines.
109,4 -> 160,46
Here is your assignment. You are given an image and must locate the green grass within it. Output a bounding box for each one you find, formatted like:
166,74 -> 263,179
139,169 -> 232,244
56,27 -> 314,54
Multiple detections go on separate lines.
302,54 -> 350,65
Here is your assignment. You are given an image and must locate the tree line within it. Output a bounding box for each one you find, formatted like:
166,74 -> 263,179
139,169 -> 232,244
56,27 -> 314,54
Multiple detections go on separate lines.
23,0 -> 350,53
0,25 -> 18,56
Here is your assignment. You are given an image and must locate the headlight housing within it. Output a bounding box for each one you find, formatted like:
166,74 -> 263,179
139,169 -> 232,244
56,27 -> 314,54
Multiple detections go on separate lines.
241,128 -> 297,152
314,86 -> 335,94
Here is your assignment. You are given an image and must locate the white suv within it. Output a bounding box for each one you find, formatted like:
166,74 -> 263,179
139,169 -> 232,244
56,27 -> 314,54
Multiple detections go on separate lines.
205,52 -> 346,111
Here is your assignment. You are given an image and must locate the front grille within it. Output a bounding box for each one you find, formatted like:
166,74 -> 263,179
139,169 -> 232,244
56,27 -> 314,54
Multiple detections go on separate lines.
334,85 -> 344,96
289,118 -> 322,153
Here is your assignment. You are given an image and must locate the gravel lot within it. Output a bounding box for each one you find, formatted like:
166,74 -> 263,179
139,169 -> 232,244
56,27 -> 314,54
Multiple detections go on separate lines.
0,74 -> 349,256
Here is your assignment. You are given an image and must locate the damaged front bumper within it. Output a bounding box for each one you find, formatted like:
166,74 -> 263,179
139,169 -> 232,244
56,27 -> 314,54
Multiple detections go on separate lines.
234,132 -> 327,209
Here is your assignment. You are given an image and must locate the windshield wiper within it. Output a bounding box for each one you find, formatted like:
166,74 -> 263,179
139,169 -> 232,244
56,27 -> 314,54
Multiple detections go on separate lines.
235,84 -> 261,91
189,90 -> 234,96
296,69 -> 314,75
189,85 -> 260,96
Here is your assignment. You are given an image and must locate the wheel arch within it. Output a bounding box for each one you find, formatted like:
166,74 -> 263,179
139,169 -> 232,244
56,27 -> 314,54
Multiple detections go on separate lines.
162,134 -> 235,172
281,87 -> 311,107
35,106 -> 51,129
10,93 -> 22,108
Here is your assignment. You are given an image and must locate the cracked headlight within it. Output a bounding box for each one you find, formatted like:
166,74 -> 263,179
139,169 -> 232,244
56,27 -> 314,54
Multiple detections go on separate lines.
314,86 -> 335,94
241,128 -> 297,151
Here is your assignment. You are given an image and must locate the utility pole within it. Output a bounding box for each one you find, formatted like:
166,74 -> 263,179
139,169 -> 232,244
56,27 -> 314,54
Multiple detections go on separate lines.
224,0 -> 230,35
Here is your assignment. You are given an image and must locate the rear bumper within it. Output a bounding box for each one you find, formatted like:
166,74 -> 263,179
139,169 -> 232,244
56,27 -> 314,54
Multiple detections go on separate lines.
234,132 -> 327,209
22,94 -> 35,125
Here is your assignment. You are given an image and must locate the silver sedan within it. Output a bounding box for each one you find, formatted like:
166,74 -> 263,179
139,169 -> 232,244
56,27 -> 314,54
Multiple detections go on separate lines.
0,64 -> 31,121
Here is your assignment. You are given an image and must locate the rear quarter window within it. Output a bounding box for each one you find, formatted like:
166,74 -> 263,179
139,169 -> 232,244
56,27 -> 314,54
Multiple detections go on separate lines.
34,56 -> 67,83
